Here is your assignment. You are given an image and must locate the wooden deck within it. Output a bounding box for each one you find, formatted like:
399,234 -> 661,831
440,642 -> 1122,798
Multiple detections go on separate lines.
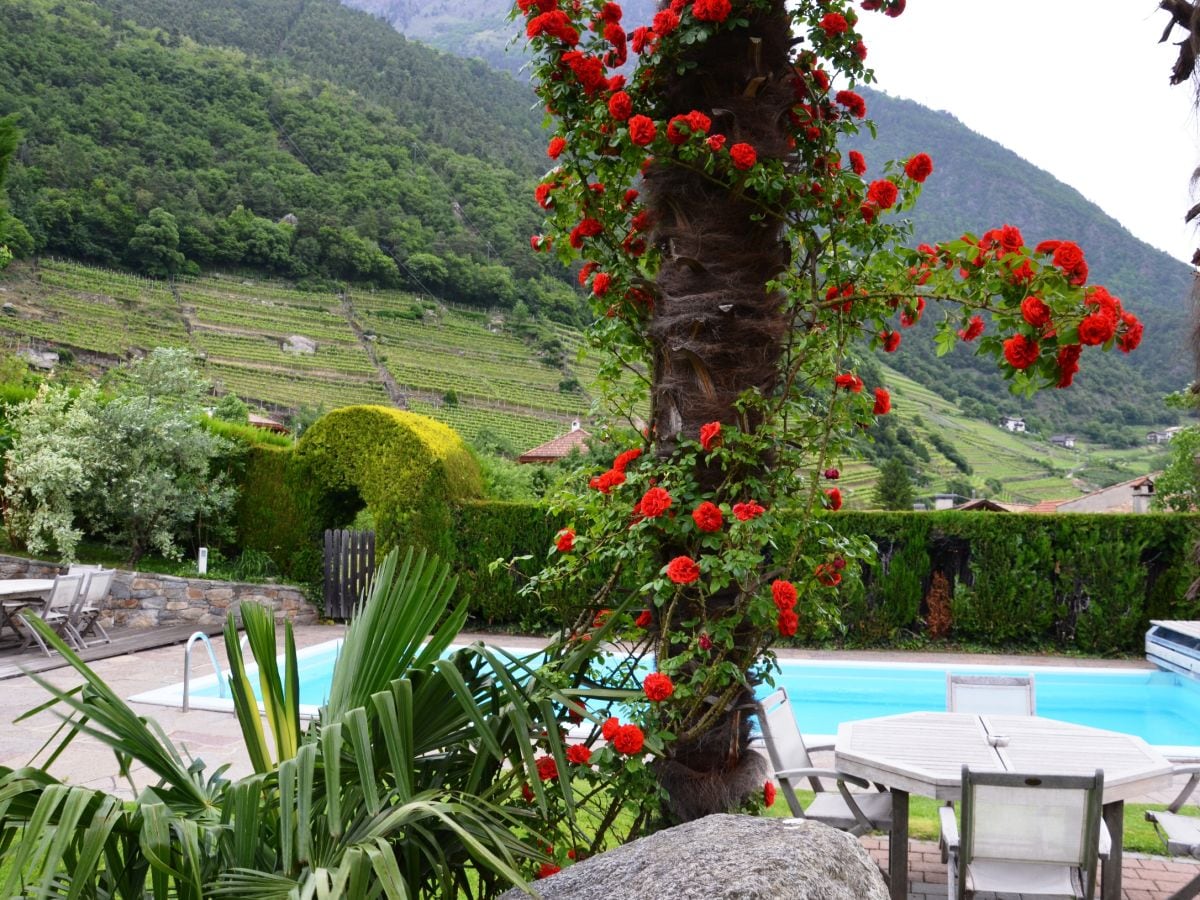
0,623 -> 226,680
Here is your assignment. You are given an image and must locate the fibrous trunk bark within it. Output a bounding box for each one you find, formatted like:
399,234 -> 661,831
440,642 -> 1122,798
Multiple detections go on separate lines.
644,0 -> 795,821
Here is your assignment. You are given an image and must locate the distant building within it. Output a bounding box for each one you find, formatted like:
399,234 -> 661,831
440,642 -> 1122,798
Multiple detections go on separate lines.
1000,416 -> 1026,433
518,420 -> 590,464
248,413 -> 290,435
1023,474 -> 1156,515
1049,435 -> 1076,449
933,493 -> 966,510
1148,430 -> 1172,444
955,498 -> 1024,512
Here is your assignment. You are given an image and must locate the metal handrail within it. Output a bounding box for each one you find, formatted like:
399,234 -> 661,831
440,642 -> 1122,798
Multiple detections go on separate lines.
182,631 -> 227,712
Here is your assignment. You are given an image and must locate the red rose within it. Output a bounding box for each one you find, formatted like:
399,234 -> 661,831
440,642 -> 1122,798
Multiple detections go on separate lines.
1020,295 -> 1051,328
692,0 -> 732,22
592,272 -> 612,297
706,134 -> 727,152
692,501 -> 723,532
699,420 -> 721,450
834,373 -> 864,393
825,487 -> 843,511
536,755 -> 558,782
534,183 -> 554,209
1118,312 -> 1143,353
849,150 -> 867,175
903,153 -> 933,183
652,8 -> 680,34
1056,344 -> 1082,388
628,114 -> 657,146
521,782 -> 535,802
567,744 -> 593,765
555,529 -> 575,552
958,316 -> 984,342
638,486 -> 672,518
819,12 -> 848,35
815,562 -> 842,587
537,863 -> 561,880
686,110 -> 711,134
608,90 -> 633,121
1078,311 -> 1116,346
823,468 -> 840,480
732,500 -> 765,521
612,447 -> 642,472
777,609 -> 799,637
764,781 -> 777,808
642,672 -> 675,701
835,90 -> 866,118
547,136 -> 566,159
699,632 -> 714,651
1051,241 -> 1085,273
527,10 -> 580,45
592,468 -> 625,493
771,579 -> 798,610
635,609 -> 653,628
879,330 -> 901,352
873,387 -> 891,415
1002,333 -> 1040,370
854,39 -> 867,60
730,142 -> 757,170
613,723 -> 645,755
666,555 -> 700,584
601,716 -> 620,740
867,179 -> 898,209
998,224 -> 1023,254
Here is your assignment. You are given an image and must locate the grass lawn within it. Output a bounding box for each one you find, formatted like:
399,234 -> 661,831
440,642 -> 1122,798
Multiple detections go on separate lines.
767,790 -> 1187,855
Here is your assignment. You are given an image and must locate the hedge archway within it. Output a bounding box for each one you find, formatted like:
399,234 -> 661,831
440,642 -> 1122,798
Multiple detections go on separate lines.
296,406 -> 482,558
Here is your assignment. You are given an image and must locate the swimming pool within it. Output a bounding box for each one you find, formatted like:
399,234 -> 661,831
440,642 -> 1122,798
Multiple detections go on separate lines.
129,641 -> 1200,755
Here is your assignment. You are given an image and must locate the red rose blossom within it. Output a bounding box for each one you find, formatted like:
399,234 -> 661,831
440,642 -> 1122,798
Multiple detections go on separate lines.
612,447 -> 642,472
692,0 -> 732,22
819,12 -> 849,35
730,142 -> 757,170
547,136 -> 566,159
537,863 -> 561,880
1078,310 -> 1116,346
835,90 -> 866,118
699,420 -> 721,450
555,529 -> 575,552
815,562 -> 842,587
692,501 -> 723,532
825,487 -> 843,511
732,500 -> 765,521
958,316 -> 984,342
1118,312 -> 1143,353
764,781 -> 777,807
834,373 -> 864,393
635,609 -> 653,628
653,8 -> 680,34
536,755 -> 558,782
608,90 -> 633,121
904,153 -> 933,183
628,114 -> 657,146
591,272 -> 612,296
638,486 -> 672,518
613,723 -> 645,754
566,744 -> 592,765
880,330 -> 901,352
823,468 -> 840,480
643,672 -> 675,701
1020,295 -> 1051,328
666,555 -> 700,584
873,387 -> 891,415
867,179 -> 898,210
777,609 -> 799,637
772,579 -> 798,610
1002,333 -> 1040,370
699,632 -> 714,651
849,150 -> 867,175
1056,344 -> 1082,388
601,716 -> 620,740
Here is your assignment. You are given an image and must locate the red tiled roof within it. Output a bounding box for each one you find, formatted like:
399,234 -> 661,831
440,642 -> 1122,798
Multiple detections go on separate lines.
518,428 -> 590,463
1025,499 -> 1069,514
248,413 -> 290,433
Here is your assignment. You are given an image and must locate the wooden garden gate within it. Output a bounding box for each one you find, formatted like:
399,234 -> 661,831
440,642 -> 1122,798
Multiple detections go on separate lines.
323,529 -> 375,620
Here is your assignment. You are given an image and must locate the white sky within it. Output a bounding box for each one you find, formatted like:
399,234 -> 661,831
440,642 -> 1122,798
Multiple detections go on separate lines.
855,1 -> 1200,265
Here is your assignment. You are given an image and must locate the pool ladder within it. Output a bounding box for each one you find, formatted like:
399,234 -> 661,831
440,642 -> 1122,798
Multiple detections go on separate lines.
182,631 -> 248,712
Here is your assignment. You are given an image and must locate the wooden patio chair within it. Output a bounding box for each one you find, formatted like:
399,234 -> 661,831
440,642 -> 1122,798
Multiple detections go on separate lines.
1144,764 -> 1200,899
755,686 -> 892,836
941,765 -> 1106,900
68,567 -> 115,647
20,573 -> 85,655
946,673 -> 1036,716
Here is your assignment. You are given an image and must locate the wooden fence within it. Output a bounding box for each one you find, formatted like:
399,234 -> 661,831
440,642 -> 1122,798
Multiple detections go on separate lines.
323,529 -> 376,620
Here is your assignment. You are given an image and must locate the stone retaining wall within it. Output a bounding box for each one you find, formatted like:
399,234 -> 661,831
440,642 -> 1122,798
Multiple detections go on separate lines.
0,555 -> 318,629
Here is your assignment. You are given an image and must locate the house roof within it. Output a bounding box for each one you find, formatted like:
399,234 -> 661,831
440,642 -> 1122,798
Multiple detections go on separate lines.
1025,499 -> 1070,514
955,498 -> 1016,512
518,426 -> 591,463
248,413 -> 289,434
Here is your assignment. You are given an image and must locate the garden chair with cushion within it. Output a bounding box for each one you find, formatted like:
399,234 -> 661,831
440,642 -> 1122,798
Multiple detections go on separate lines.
1144,764 -> 1200,899
69,567 -> 115,647
20,573 -> 85,656
755,686 -> 892,836
941,765 -> 1107,900
946,673 -> 1036,716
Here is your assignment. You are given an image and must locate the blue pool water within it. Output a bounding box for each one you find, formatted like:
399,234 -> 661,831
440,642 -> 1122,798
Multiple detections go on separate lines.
189,642 -> 1200,749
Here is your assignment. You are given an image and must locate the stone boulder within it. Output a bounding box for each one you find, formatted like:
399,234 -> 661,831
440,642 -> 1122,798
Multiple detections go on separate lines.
500,814 -> 888,900
282,335 -> 317,354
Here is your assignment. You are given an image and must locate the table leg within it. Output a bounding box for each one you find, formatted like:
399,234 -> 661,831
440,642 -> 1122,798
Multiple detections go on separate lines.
1102,800 -> 1123,900
888,789 -> 909,900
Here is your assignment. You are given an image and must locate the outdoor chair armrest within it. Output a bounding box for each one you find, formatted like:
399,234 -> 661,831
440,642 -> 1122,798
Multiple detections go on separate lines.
938,805 -> 959,852
1168,766 -> 1200,813
1098,819 -> 1112,860
775,766 -> 871,790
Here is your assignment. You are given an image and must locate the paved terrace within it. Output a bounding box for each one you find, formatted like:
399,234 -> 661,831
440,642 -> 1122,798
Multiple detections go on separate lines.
0,627 -> 1197,897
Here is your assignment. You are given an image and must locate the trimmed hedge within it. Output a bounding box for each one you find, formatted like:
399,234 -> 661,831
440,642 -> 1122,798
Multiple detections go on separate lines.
446,503 -> 1200,655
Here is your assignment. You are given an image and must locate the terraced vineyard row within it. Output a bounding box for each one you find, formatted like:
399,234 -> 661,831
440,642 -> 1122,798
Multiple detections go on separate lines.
407,400 -> 564,449
205,361 -> 390,409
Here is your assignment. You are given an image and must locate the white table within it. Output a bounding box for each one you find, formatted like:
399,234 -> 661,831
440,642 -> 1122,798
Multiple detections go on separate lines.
835,712 -> 1174,900
0,578 -> 54,643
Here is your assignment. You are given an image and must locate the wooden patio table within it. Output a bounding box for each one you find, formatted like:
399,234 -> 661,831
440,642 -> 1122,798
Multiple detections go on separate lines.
0,578 -> 54,644
835,711 -> 1173,900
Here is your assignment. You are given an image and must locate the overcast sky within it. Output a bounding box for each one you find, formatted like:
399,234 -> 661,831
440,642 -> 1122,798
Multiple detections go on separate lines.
854,1 -> 1200,265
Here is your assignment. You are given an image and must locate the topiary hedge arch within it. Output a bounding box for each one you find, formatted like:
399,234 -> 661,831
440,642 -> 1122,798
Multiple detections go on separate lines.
296,405 -> 483,559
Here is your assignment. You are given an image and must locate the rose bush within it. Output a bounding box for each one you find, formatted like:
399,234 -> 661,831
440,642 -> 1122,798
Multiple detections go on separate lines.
509,0 -> 1141,872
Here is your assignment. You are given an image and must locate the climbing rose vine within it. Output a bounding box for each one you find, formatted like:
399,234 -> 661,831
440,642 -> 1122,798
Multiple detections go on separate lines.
509,0 -> 1141,870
